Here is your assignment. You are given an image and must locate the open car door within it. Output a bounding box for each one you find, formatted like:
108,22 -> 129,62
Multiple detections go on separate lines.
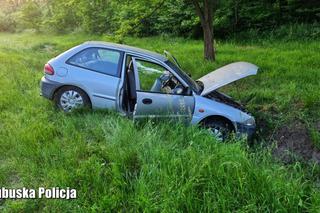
130,57 -> 194,123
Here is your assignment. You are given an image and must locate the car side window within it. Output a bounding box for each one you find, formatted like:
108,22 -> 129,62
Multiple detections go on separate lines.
68,47 -> 121,77
136,59 -> 180,94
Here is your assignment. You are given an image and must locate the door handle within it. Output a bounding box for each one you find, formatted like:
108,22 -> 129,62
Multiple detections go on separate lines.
142,98 -> 152,105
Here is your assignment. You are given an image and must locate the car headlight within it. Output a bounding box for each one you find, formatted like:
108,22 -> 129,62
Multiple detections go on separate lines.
243,117 -> 255,126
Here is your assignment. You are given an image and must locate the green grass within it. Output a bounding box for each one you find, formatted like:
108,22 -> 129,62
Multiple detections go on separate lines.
0,32 -> 320,211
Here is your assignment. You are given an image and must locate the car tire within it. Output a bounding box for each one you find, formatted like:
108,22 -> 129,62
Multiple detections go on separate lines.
202,119 -> 234,141
54,86 -> 91,112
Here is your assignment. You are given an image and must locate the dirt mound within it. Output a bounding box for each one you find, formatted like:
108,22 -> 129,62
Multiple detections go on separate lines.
273,121 -> 320,164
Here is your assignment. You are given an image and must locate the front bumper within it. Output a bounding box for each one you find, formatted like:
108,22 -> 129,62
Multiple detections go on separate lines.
236,122 -> 256,139
40,76 -> 61,100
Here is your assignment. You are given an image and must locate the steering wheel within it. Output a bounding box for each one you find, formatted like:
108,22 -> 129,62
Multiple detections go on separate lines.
159,73 -> 174,89
172,85 -> 184,95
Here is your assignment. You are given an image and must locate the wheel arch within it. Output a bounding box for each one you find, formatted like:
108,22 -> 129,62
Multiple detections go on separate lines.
53,84 -> 92,106
199,115 -> 236,131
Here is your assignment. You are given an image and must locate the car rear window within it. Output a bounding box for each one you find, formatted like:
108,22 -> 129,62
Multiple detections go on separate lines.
67,47 -> 122,77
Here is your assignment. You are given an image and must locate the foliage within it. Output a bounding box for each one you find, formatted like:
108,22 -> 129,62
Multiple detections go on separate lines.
14,1 -> 42,31
214,0 -> 320,37
0,0 -> 17,32
0,0 -> 319,38
0,33 -> 320,211
41,0 -> 80,33
75,0 -> 116,34
153,0 -> 200,37
0,11 -> 16,32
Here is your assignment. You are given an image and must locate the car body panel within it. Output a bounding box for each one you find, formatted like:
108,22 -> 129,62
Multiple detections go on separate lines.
134,91 -> 195,123
63,64 -> 120,109
45,45 -> 123,109
191,95 -> 252,125
199,62 -> 258,96
40,76 -> 62,99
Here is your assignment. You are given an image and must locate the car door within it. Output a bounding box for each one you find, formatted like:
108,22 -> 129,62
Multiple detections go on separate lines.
132,57 -> 194,123
66,47 -> 124,109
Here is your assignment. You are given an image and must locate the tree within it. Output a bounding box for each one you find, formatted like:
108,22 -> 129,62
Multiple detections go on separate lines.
16,1 -> 42,31
189,0 -> 215,61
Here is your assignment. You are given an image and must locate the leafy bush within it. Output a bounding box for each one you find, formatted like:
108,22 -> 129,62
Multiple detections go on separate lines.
0,11 -> 16,32
1,0 -> 320,38
14,1 -> 42,32
232,22 -> 320,41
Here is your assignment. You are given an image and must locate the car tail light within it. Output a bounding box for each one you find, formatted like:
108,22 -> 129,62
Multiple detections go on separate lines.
44,63 -> 54,75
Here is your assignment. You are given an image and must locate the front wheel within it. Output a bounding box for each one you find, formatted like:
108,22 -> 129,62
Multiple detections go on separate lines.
202,119 -> 234,141
54,86 -> 91,112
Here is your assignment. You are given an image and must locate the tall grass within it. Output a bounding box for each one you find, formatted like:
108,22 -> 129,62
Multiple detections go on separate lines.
0,33 -> 319,211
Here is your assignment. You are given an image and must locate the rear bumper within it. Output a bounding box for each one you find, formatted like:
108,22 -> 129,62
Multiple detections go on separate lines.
236,122 -> 256,139
40,76 -> 61,100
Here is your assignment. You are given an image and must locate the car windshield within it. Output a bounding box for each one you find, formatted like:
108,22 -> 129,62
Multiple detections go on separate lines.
165,60 -> 202,94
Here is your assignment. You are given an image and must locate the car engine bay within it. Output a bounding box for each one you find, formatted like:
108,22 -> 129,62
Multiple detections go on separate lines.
205,90 -> 247,112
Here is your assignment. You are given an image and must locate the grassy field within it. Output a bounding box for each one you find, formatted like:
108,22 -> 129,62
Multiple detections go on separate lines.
0,32 -> 320,211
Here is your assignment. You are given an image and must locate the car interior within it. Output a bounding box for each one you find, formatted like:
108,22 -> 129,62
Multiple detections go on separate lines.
121,56 -> 188,115
68,48 -> 120,76
122,58 -> 137,113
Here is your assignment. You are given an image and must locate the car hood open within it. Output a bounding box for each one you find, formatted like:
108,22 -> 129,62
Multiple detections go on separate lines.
198,62 -> 258,96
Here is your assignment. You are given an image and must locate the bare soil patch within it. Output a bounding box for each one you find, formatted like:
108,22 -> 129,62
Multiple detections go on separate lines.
273,121 -> 320,164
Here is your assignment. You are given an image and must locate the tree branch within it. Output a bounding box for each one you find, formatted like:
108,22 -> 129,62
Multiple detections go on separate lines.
192,1 -> 205,25
127,0 -> 166,35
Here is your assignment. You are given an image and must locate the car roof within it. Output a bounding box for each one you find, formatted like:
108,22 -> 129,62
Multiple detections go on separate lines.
83,41 -> 167,62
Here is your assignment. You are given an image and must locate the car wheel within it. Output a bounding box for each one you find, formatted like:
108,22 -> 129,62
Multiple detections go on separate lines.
203,119 -> 233,141
54,86 -> 91,112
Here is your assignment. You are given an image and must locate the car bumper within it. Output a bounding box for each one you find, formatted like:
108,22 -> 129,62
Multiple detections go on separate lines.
40,76 -> 61,100
236,122 -> 256,139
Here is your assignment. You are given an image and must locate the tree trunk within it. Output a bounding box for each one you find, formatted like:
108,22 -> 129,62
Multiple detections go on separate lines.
192,0 -> 215,61
202,22 -> 215,60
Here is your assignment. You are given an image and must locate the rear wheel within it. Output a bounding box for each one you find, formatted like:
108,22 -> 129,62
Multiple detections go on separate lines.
202,119 -> 234,141
54,86 -> 91,112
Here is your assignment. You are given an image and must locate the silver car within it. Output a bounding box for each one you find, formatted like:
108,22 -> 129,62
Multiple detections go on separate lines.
40,41 -> 258,140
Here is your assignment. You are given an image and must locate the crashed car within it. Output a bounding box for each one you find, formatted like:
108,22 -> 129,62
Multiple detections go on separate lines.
40,41 -> 258,140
